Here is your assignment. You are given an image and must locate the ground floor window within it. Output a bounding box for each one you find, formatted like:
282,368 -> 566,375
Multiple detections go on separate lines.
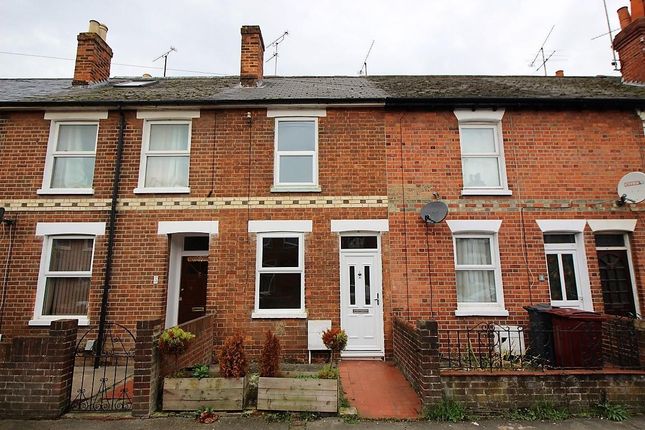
255,233 -> 305,316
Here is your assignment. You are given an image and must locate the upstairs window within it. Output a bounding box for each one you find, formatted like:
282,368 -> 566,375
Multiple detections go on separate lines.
454,109 -> 511,196
267,108 -> 326,193
39,112 -> 107,195
135,110 -> 200,194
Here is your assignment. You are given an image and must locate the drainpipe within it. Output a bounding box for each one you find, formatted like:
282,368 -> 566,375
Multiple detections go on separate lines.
95,108 -> 125,368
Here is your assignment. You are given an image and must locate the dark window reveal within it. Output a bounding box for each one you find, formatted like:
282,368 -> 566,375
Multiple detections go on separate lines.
594,234 -> 625,248
259,273 -> 301,309
262,237 -> 299,267
184,236 -> 209,251
341,236 -> 378,250
544,234 -> 576,244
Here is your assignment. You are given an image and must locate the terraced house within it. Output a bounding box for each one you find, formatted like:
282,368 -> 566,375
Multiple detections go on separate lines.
0,1 -> 644,419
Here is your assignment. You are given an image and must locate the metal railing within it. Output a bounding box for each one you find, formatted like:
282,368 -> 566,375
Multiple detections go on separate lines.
440,317 -> 641,371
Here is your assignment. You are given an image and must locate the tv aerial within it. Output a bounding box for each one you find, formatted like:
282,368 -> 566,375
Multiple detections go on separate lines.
153,46 -> 177,77
616,171 -> 645,206
359,40 -> 375,76
265,31 -> 289,76
590,0 -> 620,71
529,25 -> 556,76
420,199 -> 449,225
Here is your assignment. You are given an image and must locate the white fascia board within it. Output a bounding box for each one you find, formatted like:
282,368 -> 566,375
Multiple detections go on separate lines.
44,111 -> 108,121
587,219 -> 637,233
248,220 -> 313,233
453,109 -> 505,122
35,222 -> 106,236
331,219 -> 389,233
536,219 -> 586,233
157,221 -> 219,236
136,110 -> 200,120
267,108 -> 326,118
447,219 -> 502,234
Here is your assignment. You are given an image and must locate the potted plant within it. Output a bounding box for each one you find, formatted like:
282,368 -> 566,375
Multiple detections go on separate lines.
321,327 -> 348,367
257,330 -> 339,413
158,326 -> 196,374
162,334 -> 249,411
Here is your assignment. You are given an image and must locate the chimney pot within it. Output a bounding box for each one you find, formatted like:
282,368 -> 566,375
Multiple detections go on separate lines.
555,70 -> 564,77
73,20 -> 113,85
631,0 -> 645,18
240,25 -> 265,87
618,7 -> 632,29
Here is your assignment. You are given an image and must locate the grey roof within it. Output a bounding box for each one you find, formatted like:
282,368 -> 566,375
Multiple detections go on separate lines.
0,75 -> 643,108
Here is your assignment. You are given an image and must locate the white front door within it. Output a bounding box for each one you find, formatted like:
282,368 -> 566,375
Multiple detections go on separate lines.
340,252 -> 384,356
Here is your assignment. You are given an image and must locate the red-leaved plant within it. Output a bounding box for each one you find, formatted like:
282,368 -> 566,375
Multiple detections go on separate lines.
259,330 -> 281,377
322,327 -> 348,366
218,334 -> 247,378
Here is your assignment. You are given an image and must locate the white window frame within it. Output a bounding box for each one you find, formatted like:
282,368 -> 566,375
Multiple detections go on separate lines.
252,230 -> 307,319
454,109 -> 511,196
30,222 -> 105,326
537,219 -> 593,311
38,111 -> 108,195
271,117 -> 320,193
446,220 -> 507,316
134,110 -> 199,194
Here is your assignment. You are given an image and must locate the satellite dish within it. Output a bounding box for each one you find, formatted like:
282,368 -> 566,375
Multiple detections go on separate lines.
617,171 -> 645,204
420,201 -> 449,224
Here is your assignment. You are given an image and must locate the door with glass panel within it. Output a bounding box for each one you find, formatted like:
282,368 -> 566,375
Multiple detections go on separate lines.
339,235 -> 384,356
544,234 -> 583,308
595,234 -> 637,317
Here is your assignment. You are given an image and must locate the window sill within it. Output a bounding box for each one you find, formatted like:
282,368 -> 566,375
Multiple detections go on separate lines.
271,185 -> 322,193
251,310 -> 308,319
461,189 -> 513,196
29,317 -> 90,326
133,187 -> 190,194
37,188 -> 94,195
455,309 -> 509,317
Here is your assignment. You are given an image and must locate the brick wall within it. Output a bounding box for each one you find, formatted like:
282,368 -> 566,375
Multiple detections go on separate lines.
132,314 -> 215,417
392,317 -> 442,405
0,319 -> 77,419
385,109 -> 645,331
441,370 -> 645,414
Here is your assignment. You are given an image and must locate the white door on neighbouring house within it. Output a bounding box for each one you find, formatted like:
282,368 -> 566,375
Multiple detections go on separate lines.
339,235 -> 384,357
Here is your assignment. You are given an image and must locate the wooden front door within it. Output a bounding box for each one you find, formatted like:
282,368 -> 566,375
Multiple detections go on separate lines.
177,256 -> 208,325
597,249 -> 636,317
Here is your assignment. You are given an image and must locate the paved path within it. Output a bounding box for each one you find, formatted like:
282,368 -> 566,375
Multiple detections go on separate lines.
339,360 -> 421,419
0,416 -> 644,430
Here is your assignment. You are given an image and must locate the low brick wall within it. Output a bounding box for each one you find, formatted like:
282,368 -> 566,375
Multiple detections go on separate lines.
392,317 -> 442,405
441,370 -> 645,414
132,314 -> 214,417
0,320 -> 78,419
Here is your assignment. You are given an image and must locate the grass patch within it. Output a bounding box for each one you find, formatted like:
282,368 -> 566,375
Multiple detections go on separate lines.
506,402 -> 570,421
424,397 -> 467,422
595,401 -> 629,422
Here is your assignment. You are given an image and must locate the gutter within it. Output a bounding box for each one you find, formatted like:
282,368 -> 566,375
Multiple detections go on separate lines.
384,97 -> 645,110
94,107 -> 125,368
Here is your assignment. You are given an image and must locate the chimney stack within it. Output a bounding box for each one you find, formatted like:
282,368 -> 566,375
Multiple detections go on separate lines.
613,1 -> 645,84
72,20 -> 113,86
240,25 -> 265,87
555,70 -> 564,77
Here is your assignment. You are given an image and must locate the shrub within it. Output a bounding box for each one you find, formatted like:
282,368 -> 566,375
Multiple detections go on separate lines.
158,327 -> 195,355
322,327 -> 348,365
260,330 -> 281,377
218,334 -> 247,378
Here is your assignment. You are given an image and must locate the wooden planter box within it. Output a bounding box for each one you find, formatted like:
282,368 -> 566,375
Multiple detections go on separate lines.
257,376 -> 338,413
162,376 -> 247,411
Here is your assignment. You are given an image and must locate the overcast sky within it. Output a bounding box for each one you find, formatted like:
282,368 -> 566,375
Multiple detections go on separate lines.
0,0 -> 629,79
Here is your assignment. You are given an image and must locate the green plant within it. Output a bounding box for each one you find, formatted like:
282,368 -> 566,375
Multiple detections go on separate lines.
259,330 -> 281,377
595,401 -> 629,422
338,388 -> 350,409
318,363 -> 339,379
218,334 -> 248,378
158,327 -> 195,355
322,327 -> 348,365
265,412 -> 291,423
191,363 -> 210,379
506,402 -> 570,421
424,397 -> 467,422
194,406 -> 219,423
